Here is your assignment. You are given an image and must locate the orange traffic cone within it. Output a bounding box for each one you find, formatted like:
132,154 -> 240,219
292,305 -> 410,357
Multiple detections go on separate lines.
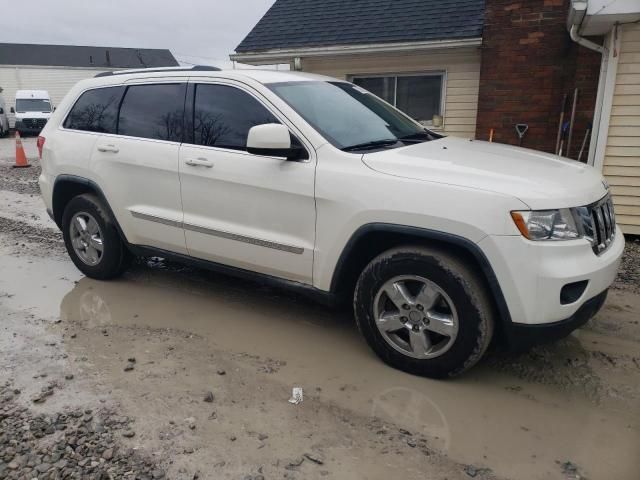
13,131 -> 31,168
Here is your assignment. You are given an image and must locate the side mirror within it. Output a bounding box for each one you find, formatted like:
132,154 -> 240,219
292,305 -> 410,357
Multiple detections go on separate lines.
247,124 -> 304,161
0,108 -> 3,114
10,107 -> 15,114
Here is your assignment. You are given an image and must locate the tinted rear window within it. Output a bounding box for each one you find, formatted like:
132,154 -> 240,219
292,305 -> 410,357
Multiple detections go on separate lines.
118,84 -> 186,141
63,87 -> 124,133
191,84 -> 279,150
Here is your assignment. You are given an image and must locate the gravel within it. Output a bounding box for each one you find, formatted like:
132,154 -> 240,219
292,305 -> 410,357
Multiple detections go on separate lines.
0,382 -> 165,479
0,163 -> 41,195
0,216 -> 64,253
613,237 -> 640,293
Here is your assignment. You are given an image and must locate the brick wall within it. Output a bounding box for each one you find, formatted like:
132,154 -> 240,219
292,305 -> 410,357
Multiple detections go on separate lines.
475,0 -> 602,160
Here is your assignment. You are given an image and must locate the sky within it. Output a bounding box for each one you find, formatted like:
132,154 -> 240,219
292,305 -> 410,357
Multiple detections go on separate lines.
0,0 -> 276,68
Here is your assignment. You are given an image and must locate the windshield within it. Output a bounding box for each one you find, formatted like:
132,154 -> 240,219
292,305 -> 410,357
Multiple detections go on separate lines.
268,81 -> 439,151
16,98 -> 52,113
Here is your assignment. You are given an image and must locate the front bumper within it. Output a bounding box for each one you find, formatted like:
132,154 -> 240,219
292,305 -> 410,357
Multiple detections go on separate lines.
15,119 -> 47,133
503,289 -> 608,351
479,229 -> 623,329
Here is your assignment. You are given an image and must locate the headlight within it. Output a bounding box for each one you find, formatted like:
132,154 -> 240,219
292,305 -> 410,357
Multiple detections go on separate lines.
511,209 -> 581,241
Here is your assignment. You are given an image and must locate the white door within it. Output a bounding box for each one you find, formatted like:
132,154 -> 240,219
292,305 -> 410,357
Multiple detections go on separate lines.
179,81 -> 316,284
89,83 -> 188,254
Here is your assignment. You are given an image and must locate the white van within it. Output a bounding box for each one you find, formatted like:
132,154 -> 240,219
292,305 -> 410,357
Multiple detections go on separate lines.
11,90 -> 53,135
0,93 -> 9,137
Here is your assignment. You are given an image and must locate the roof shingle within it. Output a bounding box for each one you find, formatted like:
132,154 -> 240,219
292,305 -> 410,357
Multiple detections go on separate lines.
0,43 -> 178,68
236,0 -> 484,53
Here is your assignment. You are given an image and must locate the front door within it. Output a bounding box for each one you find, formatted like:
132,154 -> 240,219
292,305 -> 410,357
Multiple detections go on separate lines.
178,81 -> 316,284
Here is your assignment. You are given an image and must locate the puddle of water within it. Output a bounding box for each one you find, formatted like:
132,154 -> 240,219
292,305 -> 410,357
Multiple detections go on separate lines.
0,252 -> 81,317
1,251 -> 638,480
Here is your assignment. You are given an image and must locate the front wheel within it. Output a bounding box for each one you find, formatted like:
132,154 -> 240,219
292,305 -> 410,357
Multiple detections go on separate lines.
354,246 -> 494,378
62,194 -> 130,280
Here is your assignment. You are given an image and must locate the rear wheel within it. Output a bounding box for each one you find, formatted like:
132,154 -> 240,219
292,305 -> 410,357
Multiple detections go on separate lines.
354,246 -> 494,378
62,194 -> 129,279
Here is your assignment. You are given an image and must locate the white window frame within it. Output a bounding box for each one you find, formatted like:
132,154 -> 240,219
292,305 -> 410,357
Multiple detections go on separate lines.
348,71 -> 447,128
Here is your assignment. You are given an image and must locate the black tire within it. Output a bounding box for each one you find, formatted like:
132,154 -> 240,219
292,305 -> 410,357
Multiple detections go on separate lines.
62,194 -> 130,280
354,246 -> 494,378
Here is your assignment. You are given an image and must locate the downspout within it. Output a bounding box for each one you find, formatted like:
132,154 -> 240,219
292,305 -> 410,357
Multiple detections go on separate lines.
569,24 -> 607,54
567,0 -> 610,167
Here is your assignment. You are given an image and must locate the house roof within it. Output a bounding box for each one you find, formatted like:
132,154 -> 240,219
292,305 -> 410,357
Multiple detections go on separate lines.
0,43 -> 179,68
236,0 -> 484,53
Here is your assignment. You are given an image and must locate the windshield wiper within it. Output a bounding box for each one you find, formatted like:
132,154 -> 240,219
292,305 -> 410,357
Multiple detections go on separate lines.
399,130 -> 440,142
341,139 -> 399,152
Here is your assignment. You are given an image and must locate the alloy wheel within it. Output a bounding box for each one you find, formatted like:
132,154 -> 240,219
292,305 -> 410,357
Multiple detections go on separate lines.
69,212 -> 104,266
373,275 -> 459,359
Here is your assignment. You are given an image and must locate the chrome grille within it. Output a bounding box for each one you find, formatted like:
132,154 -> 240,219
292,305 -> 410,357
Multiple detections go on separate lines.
23,118 -> 47,129
577,195 -> 616,255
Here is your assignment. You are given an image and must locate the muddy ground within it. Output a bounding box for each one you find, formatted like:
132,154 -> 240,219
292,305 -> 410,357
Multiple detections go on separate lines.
0,136 -> 638,480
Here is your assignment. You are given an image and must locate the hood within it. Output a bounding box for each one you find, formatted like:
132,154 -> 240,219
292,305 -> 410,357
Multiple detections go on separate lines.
362,136 -> 608,209
15,111 -> 51,119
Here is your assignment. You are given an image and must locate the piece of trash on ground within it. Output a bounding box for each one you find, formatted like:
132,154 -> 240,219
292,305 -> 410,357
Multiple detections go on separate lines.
288,387 -> 303,405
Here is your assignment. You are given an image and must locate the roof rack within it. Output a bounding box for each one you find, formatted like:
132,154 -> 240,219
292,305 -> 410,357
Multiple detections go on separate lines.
95,65 -> 221,78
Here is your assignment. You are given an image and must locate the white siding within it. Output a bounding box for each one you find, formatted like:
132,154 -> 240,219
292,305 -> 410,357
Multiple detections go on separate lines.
0,66 -> 113,128
300,47 -> 481,138
603,24 -> 640,235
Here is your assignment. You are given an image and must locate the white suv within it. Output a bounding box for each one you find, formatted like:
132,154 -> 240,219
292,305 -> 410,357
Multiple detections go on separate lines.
38,67 -> 624,378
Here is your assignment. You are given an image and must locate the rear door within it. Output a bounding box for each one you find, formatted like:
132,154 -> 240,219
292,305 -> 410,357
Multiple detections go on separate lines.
178,81 -> 316,284
90,82 -> 188,254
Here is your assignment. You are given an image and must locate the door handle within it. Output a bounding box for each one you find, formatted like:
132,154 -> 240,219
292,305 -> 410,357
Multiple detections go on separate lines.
97,145 -> 119,153
185,157 -> 214,168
